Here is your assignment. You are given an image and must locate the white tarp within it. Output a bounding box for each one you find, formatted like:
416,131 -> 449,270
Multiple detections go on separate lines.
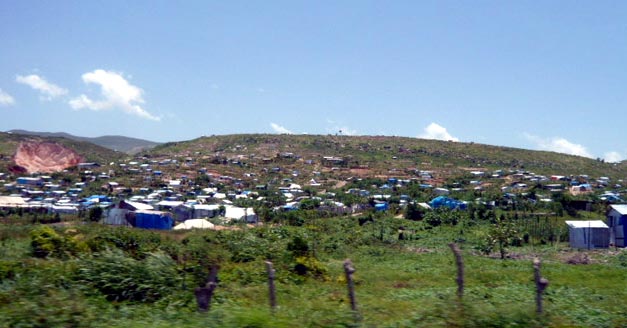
0,196 -> 26,207
173,219 -> 215,230
224,206 -> 258,223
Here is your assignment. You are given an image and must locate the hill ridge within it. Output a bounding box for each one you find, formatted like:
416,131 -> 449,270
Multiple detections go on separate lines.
8,129 -> 160,154
148,133 -> 627,180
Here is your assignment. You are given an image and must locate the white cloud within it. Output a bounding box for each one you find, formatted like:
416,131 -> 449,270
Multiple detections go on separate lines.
270,122 -> 292,134
0,88 -> 15,106
69,69 -> 160,121
15,74 -> 68,100
524,133 -> 592,158
603,151 -> 624,163
418,123 -> 459,141
337,126 -> 357,136
325,119 -> 358,136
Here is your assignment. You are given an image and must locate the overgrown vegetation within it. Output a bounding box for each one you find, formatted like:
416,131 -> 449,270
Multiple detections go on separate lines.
0,211 -> 625,327
1,132 -> 626,326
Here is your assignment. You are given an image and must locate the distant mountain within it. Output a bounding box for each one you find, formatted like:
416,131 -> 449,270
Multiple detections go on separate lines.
0,131 -> 123,168
8,130 -> 160,154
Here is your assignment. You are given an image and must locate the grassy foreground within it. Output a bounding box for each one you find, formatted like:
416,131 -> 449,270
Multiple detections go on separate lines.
0,217 -> 626,328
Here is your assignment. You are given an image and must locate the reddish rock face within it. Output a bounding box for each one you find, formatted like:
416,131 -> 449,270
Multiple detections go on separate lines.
13,141 -> 84,173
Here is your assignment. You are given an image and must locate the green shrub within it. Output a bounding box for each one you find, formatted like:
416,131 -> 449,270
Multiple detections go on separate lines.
77,249 -> 180,302
292,255 -> 327,279
0,260 -> 20,282
286,234 -> 310,256
617,251 -> 627,267
87,227 -> 162,259
30,226 -> 67,258
87,206 -> 104,222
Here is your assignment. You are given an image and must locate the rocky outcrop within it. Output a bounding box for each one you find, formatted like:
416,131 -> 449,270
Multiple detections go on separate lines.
13,141 -> 83,173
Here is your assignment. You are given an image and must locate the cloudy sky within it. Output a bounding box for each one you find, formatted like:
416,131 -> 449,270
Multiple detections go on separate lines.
1,1 -> 626,161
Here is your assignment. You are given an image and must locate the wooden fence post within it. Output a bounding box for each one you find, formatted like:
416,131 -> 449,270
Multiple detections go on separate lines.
194,265 -> 219,312
448,243 -> 464,300
533,258 -> 549,314
343,259 -> 359,320
265,261 -> 277,313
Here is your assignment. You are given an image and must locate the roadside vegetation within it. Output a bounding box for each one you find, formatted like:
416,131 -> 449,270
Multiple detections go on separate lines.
1,133 -> 626,327
1,209 -> 625,327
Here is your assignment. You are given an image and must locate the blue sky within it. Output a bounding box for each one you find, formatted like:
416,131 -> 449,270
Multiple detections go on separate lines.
1,1 -> 626,161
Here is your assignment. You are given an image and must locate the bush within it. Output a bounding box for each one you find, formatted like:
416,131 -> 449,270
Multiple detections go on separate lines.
77,249 -> 180,302
286,234 -> 310,256
0,260 -> 20,282
87,227 -> 162,259
30,226 -> 88,258
87,207 -> 104,222
405,202 -> 425,220
292,255 -> 328,279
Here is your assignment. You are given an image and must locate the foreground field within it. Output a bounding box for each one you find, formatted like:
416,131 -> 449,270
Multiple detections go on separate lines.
1,216 -> 626,328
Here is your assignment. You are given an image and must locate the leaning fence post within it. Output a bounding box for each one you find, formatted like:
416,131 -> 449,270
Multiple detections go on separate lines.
448,243 -> 464,300
265,261 -> 277,313
343,259 -> 359,320
194,265 -> 219,312
533,258 -> 549,314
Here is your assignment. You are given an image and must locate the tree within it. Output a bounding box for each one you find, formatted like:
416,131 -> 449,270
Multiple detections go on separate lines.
486,215 -> 521,259
87,207 -> 103,222
404,202 -> 424,221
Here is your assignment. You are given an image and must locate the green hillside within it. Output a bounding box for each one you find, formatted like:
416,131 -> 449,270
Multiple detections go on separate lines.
149,134 -> 627,180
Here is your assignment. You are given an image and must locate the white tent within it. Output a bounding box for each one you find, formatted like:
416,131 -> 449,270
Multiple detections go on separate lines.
52,205 -> 78,215
224,206 -> 258,223
173,219 -> 215,230
565,220 -> 610,249
0,196 -> 26,208
192,204 -> 221,219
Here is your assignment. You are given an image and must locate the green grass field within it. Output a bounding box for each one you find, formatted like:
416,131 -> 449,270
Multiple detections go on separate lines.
1,215 -> 625,328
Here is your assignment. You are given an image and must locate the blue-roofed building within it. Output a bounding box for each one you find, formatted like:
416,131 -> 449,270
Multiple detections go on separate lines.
607,204 -> 627,247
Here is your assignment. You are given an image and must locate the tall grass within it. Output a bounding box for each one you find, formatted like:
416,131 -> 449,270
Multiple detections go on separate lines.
0,218 -> 625,327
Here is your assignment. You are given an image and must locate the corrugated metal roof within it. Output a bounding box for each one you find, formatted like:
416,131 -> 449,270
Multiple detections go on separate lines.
124,201 -> 154,211
565,220 -> 608,228
609,204 -> 627,215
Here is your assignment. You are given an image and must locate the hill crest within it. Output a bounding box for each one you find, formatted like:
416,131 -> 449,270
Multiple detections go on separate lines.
8,130 -> 160,154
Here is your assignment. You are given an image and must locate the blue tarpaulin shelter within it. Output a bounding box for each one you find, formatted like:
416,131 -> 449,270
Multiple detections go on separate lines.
429,196 -> 467,210
134,210 -> 173,230
374,202 -> 389,211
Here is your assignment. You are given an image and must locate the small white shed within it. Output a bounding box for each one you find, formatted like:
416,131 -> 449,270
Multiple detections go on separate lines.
565,220 -> 610,249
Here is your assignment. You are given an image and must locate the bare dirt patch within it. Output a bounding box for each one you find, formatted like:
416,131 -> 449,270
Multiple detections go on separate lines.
13,141 -> 83,173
